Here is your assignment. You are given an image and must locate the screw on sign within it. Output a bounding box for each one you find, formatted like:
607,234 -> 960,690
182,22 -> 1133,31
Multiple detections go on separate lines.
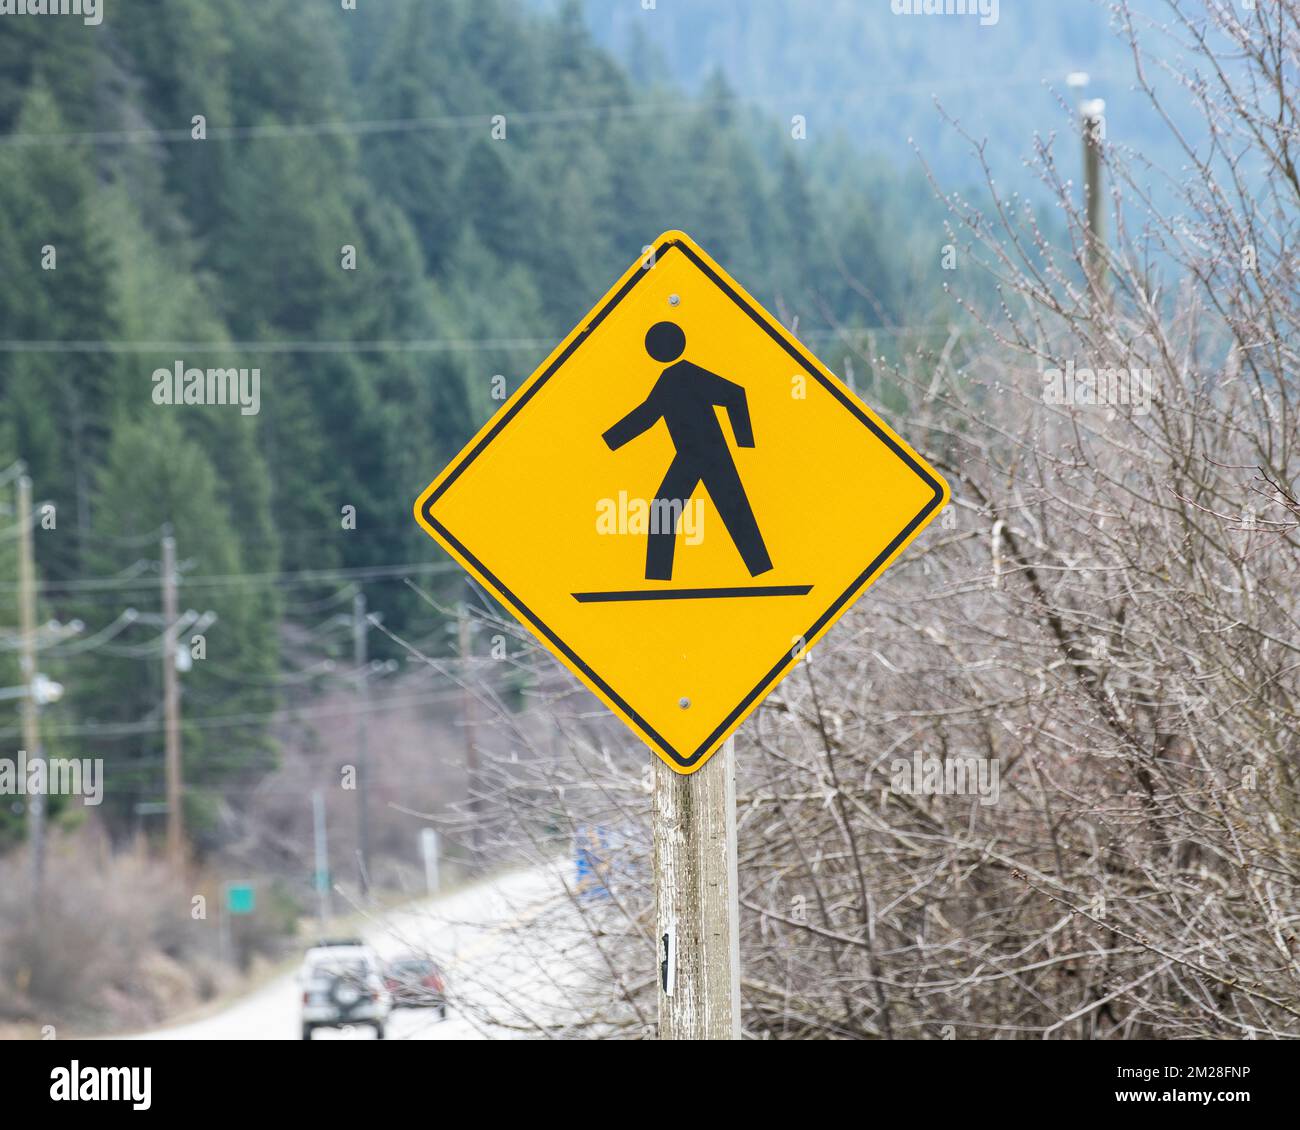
414,231 -> 949,1036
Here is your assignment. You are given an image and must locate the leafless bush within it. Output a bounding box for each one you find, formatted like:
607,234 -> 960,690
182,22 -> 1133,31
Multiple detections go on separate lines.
446,0 -> 1300,1039
0,835 -> 214,1026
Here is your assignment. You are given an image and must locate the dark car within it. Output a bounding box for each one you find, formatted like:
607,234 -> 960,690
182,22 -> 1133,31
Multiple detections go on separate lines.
383,956 -> 448,1017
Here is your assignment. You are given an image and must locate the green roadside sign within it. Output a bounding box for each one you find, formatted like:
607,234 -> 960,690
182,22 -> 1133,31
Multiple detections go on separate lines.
226,882 -> 256,915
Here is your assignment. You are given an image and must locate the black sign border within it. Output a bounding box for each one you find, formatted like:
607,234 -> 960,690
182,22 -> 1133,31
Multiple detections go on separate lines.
421,234 -> 946,770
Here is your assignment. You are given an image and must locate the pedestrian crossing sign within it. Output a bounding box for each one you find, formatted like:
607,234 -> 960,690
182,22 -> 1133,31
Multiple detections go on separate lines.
414,231 -> 949,773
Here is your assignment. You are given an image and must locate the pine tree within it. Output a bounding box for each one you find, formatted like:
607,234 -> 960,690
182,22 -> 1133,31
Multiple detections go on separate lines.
0,80 -> 127,579
75,415 -> 275,844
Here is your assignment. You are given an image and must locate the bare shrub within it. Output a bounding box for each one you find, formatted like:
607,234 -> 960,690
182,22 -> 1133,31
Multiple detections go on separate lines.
0,836 -> 207,1025
451,0 -> 1300,1039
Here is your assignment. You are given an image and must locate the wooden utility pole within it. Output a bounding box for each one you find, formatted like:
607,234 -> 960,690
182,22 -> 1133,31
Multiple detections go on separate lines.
421,826 -> 440,897
1082,97 -> 1107,293
653,736 -> 741,1039
16,473 -> 45,898
353,591 -> 372,897
458,599 -> 481,863
312,788 -> 331,925
161,533 -> 184,869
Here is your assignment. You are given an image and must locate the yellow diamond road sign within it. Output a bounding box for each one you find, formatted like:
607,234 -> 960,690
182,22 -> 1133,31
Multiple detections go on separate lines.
414,231 -> 949,774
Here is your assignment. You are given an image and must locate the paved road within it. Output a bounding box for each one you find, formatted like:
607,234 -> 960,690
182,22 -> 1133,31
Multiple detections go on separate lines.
128,864 -> 574,1040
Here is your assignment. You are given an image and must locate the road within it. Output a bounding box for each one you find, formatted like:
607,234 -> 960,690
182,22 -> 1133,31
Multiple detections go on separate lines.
126,863 -> 578,1040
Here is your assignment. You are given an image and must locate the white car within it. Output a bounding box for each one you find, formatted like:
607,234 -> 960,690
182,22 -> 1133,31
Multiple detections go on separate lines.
298,944 -> 392,1040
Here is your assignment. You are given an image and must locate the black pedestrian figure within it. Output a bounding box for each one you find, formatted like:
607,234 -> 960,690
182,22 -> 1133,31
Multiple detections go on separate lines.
603,321 -> 773,582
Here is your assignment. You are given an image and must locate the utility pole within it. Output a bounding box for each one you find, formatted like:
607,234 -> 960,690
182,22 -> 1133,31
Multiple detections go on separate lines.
1067,72 -> 1107,297
1086,98 -> 1107,286
353,591 -> 371,898
653,736 -> 741,1039
16,473 -> 44,899
161,533 -> 184,870
421,826 -> 440,897
312,789 -> 331,925
457,599 -> 481,865
1082,98 -> 1107,294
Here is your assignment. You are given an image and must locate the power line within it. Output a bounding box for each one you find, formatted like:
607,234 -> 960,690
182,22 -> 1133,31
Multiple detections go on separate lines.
198,658 -> 341,688
280,584 -> 359,614
0,72 -> 1127,151
77,524 -> 171,548
0,324 -> 962,355
0,560 -> 459,596
39,610 -> 139,657
0,336 -> 559,354
0,687 -> 464,742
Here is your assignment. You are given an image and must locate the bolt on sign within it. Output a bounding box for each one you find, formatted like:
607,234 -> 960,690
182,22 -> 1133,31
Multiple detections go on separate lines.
415,231 -> 948,774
